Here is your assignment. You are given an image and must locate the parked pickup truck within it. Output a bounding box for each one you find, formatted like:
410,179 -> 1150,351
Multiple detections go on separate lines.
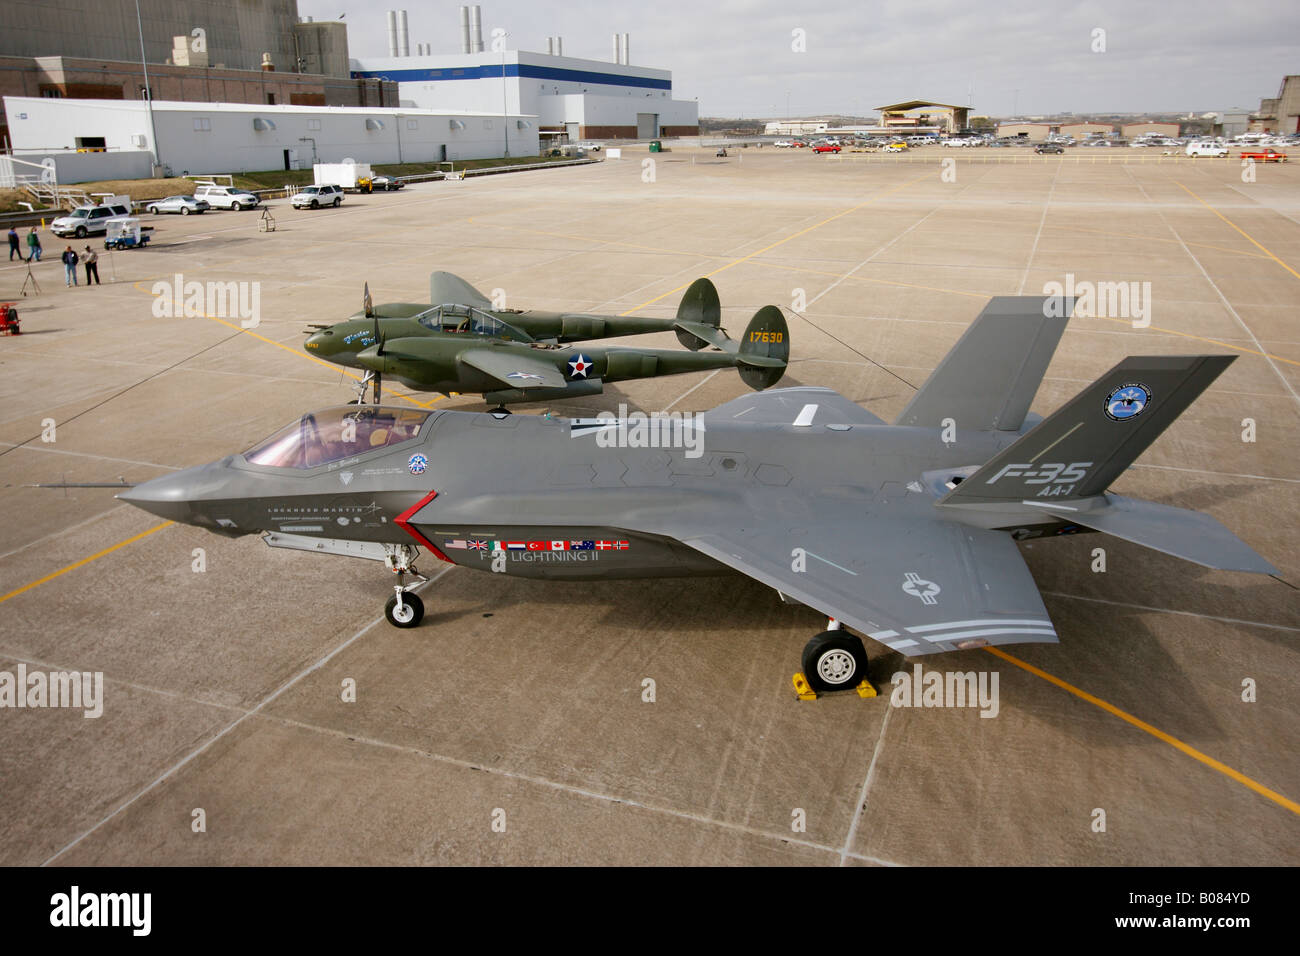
1239,148 -> 1288,163
50,203 -> 132,239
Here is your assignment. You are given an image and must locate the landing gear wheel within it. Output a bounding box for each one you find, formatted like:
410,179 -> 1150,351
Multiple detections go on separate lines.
801,631 -> 868,692
385,592 -> 424,628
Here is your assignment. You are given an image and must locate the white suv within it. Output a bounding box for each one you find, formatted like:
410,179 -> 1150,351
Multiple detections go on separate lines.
1186,141 -> 1228,158
193,184 -> 260,211
291,184 -> 345,209
51,203 -> 132,238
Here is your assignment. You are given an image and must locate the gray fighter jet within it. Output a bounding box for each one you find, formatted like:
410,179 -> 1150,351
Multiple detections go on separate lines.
120,296 -> 1276,691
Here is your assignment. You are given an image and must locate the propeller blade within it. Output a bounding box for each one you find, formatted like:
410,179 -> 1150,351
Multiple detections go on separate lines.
363,282 -> 374,318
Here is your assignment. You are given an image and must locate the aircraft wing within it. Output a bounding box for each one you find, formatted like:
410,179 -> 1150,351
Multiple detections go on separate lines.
429,271 -> 492,308
637,499 -> 1054,656
702,386 -> 886,426
457,348 -> 568,389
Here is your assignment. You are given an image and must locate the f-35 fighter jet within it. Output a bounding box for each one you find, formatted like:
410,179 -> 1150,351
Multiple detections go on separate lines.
305,272 -> 786,405
122,296 -> 1275,691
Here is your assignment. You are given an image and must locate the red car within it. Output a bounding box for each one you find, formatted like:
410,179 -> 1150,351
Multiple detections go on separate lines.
1240,149 -> 1288,162
790,140 -> 809,148
813,143 -> 841,153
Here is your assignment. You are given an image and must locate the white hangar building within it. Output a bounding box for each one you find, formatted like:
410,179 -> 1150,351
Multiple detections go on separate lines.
4,95 -> 538,177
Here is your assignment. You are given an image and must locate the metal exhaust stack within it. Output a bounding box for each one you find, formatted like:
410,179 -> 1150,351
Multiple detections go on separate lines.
397,10 -> 409,57
621,33 -> 629,65
612,33 -> 619,63
387,10 -> 398,57
458,6 -> 470,54
469,4 -> 484,53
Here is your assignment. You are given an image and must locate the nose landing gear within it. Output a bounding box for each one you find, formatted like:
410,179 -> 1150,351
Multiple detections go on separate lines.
383,544 -> 428,628
794,619 -> 877,699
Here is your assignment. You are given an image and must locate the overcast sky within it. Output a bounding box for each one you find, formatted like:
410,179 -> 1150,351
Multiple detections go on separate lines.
299,0 -> 1299,118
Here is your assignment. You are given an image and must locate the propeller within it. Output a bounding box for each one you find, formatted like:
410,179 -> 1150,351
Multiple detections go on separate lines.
363,282 -> 374,318
372,303 -> 384,405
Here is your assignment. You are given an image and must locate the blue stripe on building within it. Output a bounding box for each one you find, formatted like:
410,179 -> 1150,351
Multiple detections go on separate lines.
351,62 -> 672,91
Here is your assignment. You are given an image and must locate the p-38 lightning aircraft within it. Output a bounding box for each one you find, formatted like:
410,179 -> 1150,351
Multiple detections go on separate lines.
121,296 -> 1276,691
305,272 -> 787,405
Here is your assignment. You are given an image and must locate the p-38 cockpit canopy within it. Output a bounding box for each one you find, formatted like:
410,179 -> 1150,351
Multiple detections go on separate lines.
416,303 -> 533,343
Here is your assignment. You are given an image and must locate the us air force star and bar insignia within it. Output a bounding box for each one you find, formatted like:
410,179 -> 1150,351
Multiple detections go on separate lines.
1104,383 -> 1151,421
902,572 -> 941,605
507,371 -> 544,382
568,354 -> 593,378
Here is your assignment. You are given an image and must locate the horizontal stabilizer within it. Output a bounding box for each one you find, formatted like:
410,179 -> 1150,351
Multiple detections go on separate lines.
1068,495 -> 1277,574
673,320 -> 730,351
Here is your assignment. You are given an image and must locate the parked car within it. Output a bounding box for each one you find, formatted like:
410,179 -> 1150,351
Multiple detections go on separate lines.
1240,148 -> 1288,162
577,141 -> 602,151
773,140 -> 793,148
790,140 -> 809,148
50,203 -> 131,238
291,184 -> 345,209
812,143 -> 841,153
885,141 -> 908,151
942,138 -> 969,147
146,195 -> 210,216
1034,143 -> 1065,154
193,184 -> 260,210
1186,141 -> 1228,158
367,176 -> 405,191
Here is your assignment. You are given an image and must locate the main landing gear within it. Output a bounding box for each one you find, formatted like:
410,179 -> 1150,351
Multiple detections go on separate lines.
383,543 -> 428,628
794,619 -> 876,699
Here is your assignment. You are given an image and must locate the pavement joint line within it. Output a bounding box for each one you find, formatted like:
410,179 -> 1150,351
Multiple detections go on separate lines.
658,369 -> 722,413
1091,314 -> 1300,368
0,521 -> 173,607
1015,158 -> 1063,294
1127,462 -> 1300,484
619,171 -> 935,316
1040,590 -> 1300,633
839,700 -> 895,867
1174,180 -> 1300,282
0,441 -> 181,472
0,505 -> 128,563
983,645 -> 1300,817
259,710 -> 897,866
39,568 -> 452,866
1125,170 -> 1300,405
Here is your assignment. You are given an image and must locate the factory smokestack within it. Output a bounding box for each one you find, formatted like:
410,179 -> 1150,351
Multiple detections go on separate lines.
612,34 -> 619,63
547,37 -> 554,55
469,5 -> 483,53
387,10 -> 398,57
555,36 -> 562,56
458,6 -> 470,55
621,33 -> 629,65
397,10 -> 409,57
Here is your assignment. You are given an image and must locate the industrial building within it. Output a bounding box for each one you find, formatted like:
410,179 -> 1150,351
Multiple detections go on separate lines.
350,6 -> 698,142
4,95 -> 537,179
876,101 -> 969,135
1253,75 -> 1300,133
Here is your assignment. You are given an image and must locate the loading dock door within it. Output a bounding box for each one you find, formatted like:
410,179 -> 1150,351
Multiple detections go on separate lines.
636,113 -> 659,139
565,122 -> 579,143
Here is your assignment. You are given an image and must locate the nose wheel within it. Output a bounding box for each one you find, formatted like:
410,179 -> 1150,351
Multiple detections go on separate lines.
385,590 -> 424,627
800,622 -> 870,693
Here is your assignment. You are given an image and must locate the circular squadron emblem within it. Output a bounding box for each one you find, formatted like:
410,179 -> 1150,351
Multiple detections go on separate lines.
407,453 -> 428,476
1104,383 -> 1151,421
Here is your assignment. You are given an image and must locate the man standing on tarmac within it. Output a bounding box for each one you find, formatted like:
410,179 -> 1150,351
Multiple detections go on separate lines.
7,227 -> 20,261
82,246 -> 100,286
61,245 -> 79,287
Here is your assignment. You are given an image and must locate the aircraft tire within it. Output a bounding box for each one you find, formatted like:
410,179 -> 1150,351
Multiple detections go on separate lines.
385,592 -> 424,628
801,631 -> 868,692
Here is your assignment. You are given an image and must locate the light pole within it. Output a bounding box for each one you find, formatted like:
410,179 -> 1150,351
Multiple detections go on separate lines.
501,31 -> 509,158
134,0 -> 162,171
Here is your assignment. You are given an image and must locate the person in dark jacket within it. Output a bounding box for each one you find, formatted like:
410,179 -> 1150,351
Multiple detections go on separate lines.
7,227 -> 19,261
61,246 -> 79,286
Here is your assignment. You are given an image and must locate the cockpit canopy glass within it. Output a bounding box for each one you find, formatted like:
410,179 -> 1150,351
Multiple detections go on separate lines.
243,406 -> 432,469
416,303 -> 532,342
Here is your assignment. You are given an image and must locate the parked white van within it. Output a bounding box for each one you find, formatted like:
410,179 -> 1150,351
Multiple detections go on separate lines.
1186,141 -> 1228,158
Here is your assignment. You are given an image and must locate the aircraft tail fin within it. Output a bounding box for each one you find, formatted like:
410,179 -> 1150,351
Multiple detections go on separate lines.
736,306 -> 789,390
938,354 -> 1236,506
895,296 -> 1073,431
674,278 -> 722,350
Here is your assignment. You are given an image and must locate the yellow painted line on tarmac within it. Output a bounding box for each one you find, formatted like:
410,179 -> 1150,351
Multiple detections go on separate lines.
1175,181 -> 1300,281
984,645 -> 1300,817
1093,315 -> 1300,367
0,521 -> 174,606
620,171 -> 936,315
132,281 -> 440,409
